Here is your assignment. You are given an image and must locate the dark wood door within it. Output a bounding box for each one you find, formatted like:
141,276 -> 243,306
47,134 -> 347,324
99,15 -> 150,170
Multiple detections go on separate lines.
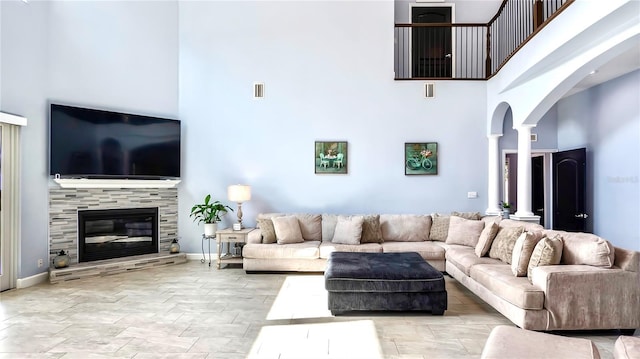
552,148 -> 587,231
532,156 -> 545,226
412,7 -> 452,78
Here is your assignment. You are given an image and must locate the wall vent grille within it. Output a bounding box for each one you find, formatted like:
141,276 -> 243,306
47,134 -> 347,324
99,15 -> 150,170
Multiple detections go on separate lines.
531,133 -> 538,142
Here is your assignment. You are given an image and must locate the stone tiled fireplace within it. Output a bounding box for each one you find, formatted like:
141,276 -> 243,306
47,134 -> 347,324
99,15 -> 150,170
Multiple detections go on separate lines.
49,187 -> 178,265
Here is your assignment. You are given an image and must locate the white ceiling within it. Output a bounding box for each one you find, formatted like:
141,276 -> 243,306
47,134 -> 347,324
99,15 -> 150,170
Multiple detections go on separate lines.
562,42 -> 640,98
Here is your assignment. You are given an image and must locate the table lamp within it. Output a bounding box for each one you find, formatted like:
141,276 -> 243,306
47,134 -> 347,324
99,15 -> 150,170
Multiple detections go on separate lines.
227,184 -> 251,230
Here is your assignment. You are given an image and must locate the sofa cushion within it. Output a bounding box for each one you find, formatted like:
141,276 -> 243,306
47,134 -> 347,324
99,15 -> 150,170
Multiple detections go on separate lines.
481,326 -> 601,359
511,231 -> 543,277
242,241 -> 321,259
446,247 -> 503,276
543,230 -> 615,268
272,215 -> 304,244
475,221 -> 499,257
527,234 -> 564,283
361,215 -> 383,243
256,218 -> 276,244
322,214 -> 338,242
429,214 -> 449,241
296,213 -> 322,241
499,218 -> 543,232
319,242 -> 382,259
381,241 -> 446,262
481,215 -> 502,225
380,214 -> 432,242
489,226 -> 525,264
470,264 -> 545,310
614,336 -> 640,359
615,247 -> 640,272
332,215 -> 364,245
451,211 -> 482,220
259,213 -> 322,241
446,216 -> 484,247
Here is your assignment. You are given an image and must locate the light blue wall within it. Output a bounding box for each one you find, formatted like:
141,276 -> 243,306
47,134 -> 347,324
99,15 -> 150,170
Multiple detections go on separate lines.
1,0 -> 51,280
1,0 -> 178,278
499,106 -> 559,151
177,1 -> 489,252
3,0 -> 491,276
557,70 -> 640,251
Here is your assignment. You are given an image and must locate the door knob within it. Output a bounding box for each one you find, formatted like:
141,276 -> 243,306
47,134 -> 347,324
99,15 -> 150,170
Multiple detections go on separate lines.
536,208 -> 544,212
574,213 -> 589,218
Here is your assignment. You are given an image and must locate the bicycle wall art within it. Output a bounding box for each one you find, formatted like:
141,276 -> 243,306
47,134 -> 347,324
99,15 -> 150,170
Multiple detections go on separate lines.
405,142 -> 438,175
315,141 -> 348,174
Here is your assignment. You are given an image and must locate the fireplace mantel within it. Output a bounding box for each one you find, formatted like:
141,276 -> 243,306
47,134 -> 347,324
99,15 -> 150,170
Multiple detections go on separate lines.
53,178 -> 181,189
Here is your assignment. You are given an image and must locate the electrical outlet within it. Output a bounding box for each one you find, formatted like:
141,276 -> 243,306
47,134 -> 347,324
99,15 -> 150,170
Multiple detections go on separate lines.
467,191 -> 478,199
37,259 -> 44,268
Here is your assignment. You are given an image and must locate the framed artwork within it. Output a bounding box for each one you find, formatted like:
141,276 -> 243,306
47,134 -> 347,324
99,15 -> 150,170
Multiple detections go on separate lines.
405,142 -> 438,175
315,141 -> 348,174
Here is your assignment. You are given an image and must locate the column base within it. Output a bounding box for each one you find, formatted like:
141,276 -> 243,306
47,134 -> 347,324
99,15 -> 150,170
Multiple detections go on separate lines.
485,208 -> 503,216
509,214 -> 541,225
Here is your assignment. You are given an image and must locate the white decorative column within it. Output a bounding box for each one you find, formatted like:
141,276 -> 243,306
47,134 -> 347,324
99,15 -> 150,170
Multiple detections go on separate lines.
512,124 -> 540,223
486,134 -> 503,215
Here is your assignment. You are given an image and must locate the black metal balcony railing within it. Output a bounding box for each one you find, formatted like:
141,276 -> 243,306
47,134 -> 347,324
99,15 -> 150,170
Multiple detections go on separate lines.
394,0 -> 573,80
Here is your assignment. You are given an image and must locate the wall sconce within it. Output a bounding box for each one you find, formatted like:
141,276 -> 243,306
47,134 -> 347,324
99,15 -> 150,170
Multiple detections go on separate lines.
227,184 -> 251,230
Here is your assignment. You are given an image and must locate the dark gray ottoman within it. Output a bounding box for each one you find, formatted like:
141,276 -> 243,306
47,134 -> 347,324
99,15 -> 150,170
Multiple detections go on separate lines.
324,252 -> 447,315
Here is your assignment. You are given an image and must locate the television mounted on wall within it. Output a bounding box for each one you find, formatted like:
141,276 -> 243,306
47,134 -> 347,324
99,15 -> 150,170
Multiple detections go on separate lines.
49,103 -> 181,179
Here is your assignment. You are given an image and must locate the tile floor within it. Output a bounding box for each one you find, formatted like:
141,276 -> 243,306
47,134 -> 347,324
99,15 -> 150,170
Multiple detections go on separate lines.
0,261 -> 633,358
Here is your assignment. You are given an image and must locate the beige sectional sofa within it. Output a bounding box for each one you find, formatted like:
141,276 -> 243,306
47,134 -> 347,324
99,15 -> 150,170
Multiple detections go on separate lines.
243,212 -> 640,331
243,213 -> 452,272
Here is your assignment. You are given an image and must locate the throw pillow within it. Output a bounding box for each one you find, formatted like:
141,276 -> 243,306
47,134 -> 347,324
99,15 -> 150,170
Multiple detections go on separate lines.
360,215 -> 383,243
451,211 -> 482,220
527,234 -> 564,283
489,226 -> 525,264
545,230 -> 615,268
430,214 -> 450,242
332,215 -> 364,245
475,221 -> 499,257
295,214 -> 322,241
272,215 -> 304,244
321,214 -> 338,242
445,216 -> 485,247
380,214 -> 432,242
256,218 -> 276,244
511,231 -> 543,276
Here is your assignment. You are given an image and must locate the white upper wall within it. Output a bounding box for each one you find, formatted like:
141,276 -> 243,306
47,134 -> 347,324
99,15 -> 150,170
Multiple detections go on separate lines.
394,0 -> 502,23
2,0 -> 491,272
177,0 -> 489,251
0,0 -> 178,278
487,0 -> 639,131
46,1 -> 179,116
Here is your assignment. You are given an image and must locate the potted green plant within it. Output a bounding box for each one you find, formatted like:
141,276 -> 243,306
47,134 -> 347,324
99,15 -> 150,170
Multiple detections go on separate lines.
190,194 -> 233,236
501,202 -> 511,218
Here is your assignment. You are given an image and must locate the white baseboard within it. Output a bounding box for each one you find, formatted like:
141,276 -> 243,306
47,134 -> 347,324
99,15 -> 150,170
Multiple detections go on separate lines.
16,272 -> 49,289
186,252 -> 214,261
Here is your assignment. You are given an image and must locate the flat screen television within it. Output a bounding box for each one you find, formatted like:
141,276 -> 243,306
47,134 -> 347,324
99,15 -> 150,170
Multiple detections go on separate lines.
49,103 -> 181,179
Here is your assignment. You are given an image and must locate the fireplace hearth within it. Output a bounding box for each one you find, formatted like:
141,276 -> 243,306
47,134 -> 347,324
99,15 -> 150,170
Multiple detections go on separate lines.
78,207 -> 159,262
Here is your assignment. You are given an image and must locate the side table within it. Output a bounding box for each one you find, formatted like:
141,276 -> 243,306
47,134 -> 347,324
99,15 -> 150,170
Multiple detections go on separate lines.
216,227 -> 254,269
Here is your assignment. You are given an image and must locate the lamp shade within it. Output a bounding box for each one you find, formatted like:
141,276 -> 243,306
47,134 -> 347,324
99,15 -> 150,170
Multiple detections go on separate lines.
228,184 -> 251,203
